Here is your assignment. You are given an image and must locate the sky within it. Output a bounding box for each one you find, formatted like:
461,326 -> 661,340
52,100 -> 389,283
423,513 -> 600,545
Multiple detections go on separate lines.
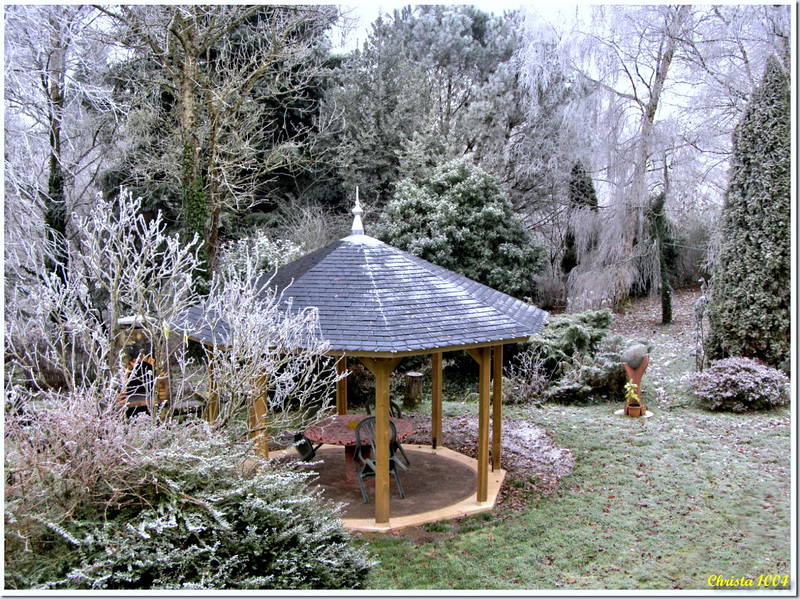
329,2 -> 568,53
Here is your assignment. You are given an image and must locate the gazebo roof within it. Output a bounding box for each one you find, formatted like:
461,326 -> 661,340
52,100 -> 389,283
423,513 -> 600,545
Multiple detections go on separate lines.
253,232 -> 547,356
177,198 -> 548,356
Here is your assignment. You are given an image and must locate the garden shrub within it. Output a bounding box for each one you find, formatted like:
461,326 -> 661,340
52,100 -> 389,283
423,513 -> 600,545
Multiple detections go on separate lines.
4,390 -> 373,590
684,356 -> 790,413
526,308 -> 615,375
503,351 -> 549,406
540,334 -> 631,404
506,309 -> 650,405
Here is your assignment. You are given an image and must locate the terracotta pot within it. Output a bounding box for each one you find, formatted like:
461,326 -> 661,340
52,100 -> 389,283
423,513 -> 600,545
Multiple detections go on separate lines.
625,403 -> 644,417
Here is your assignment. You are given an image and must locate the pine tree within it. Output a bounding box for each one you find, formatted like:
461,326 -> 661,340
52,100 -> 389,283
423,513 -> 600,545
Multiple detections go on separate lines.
707,55 -> 791,367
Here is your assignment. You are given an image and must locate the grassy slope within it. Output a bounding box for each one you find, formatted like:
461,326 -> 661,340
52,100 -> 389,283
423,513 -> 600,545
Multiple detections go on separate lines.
359,290 -> 793,591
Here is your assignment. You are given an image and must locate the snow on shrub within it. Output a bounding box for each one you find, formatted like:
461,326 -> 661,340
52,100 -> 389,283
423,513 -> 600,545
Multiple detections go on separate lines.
4,389 -> 373,590
684,356 -> 790,413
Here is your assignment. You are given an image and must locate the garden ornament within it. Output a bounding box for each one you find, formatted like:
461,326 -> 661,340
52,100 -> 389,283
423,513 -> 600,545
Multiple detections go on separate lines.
621,343 -> 649,417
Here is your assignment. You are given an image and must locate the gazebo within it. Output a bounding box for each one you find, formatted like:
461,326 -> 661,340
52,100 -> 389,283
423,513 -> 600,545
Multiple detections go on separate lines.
179,199 -> 547,526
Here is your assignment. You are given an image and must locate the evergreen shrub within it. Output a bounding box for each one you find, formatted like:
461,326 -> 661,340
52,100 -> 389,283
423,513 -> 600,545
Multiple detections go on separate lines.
526,308 -> 615,374
374,157 -> 546,300
505,309 -> 649,405
540,334 -> 632,404
685,357 -> 790,413
4,390 -> 373,590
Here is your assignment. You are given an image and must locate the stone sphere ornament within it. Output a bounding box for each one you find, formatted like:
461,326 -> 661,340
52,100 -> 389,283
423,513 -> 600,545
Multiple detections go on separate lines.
620,343 -> 649,369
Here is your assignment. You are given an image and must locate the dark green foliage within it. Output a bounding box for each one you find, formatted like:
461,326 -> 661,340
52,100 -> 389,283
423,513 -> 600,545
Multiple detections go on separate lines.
53,471 -> 368,590
4,394 -> 372,590
686,357 -> 789,412
44,168 -> 69,284
647,192 -> 677,324
181,142 -> 209,283
512,309 -> 650,405
526,308 -> 614,374
707,56 -> 790,367
374,157 -> 546,299
318,6 -> 523,208
561,162 -> 598,275
540,334 -> 630,404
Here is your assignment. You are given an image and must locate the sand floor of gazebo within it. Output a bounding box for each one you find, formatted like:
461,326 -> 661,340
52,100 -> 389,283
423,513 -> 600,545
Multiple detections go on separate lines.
269,445 -> 505,533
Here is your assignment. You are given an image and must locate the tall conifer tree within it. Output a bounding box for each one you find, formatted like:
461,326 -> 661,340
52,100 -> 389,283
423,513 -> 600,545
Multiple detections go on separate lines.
561,162 -> 598,276
707,55 -> 790,367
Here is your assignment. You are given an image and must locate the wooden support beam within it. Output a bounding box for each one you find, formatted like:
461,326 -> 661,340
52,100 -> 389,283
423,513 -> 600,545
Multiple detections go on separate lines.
336,356 -> 348,415
359,356 -> 376,374
357,356 -> 402,524
465,347 -> 482,364
492,345 -> 503,471
206,350 -> 220,424
371,358 -> 395,524
431,352 -> 443,449
249,376 -> 269,458
477,347 -> 491,502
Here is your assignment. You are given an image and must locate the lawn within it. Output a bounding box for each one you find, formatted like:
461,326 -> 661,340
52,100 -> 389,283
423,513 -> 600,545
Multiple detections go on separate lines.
356,289 -> 793,591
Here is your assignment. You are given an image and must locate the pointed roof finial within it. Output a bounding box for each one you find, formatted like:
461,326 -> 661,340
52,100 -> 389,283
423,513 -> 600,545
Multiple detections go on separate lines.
351,186 -> 364,235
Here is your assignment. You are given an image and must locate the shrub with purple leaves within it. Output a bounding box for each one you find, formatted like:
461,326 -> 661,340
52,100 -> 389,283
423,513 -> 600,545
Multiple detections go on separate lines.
685,357 -> 790,413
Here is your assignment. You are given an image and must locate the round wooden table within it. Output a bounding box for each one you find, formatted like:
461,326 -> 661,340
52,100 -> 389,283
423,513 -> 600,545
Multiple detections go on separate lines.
304,414 -> 412,483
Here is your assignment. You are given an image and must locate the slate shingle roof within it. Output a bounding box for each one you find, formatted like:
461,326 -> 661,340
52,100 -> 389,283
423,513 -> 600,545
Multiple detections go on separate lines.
175,233 -> 548,355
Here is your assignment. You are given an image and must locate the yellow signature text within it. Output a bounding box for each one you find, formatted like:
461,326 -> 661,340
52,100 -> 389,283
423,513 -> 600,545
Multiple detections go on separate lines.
707,574 -> 789,588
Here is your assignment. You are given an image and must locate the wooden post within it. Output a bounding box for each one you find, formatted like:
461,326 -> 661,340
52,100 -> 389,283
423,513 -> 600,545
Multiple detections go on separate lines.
249,376 -> 269,458
403,371 -> 423,410
431,352 -> 443,449
336,356 -> 348,415
206,349 -> 220,424
467,347 -> 491,503
359,356 -> 402,524
492,345 -> 503,471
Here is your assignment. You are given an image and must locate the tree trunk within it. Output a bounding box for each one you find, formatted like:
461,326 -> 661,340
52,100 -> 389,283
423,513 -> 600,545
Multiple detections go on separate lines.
402,372 -> 423,410
176,16 -> 208,283
618,5 -> 688,306
44,9 -> 69,284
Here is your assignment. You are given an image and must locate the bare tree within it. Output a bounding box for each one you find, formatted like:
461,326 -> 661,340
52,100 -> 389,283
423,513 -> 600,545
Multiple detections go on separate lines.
182,261 -> 342,438
4,5 -> 119,283
517,4 -> 791,310
97,5 -> 339,274
6,187 -> 339,443
5,189 -> 202,401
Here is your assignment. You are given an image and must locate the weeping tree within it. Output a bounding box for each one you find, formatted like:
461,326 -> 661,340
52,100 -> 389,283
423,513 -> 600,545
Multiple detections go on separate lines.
706,56 -> 790,368
518,5 -> 789,311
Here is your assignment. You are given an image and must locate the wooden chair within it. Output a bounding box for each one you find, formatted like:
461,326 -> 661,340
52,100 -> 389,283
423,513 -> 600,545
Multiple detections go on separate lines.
365,399 -> 403,418
354,417 -> 407,504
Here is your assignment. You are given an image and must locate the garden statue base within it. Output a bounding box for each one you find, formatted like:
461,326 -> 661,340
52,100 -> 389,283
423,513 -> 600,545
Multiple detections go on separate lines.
622,351 -> 649,418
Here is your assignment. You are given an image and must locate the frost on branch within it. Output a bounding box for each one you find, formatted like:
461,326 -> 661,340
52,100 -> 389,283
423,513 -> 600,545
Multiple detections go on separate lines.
174,260 -> 342,438
5,188 -> 202,399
